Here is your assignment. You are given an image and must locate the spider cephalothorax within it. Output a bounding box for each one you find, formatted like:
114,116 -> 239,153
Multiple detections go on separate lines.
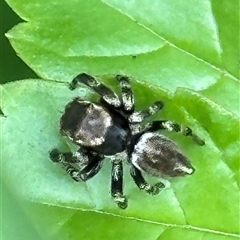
50,73 -> 204,209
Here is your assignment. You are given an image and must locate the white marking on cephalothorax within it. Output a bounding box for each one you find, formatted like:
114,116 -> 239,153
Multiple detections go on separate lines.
75,103 -> 112,146
75,99 -> 91,105
76,137 -> 105,146
91,137 -> 105,145
89,104 -> 112,127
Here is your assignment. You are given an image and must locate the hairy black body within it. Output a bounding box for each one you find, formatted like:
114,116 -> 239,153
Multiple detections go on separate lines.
50,73 -> 204,209
61,99 -> 132,155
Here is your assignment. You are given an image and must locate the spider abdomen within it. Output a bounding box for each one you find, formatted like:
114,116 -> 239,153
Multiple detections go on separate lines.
131,132 -> 195,177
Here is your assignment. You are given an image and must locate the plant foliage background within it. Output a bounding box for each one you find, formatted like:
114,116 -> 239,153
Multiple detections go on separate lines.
1,0 -> 239,239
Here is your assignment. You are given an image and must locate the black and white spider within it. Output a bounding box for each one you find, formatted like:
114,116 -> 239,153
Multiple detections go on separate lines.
50,73 -> 204,209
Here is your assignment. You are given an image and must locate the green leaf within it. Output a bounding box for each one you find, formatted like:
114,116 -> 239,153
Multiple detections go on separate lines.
2,78 -> 239,239
2,0 -> 239,239
5,0 -> 239,83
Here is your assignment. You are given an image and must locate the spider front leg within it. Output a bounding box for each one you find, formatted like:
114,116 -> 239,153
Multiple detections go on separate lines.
116,75 -> 134,112
111,157 -> 128,209
49,148 -> 103,181
130,165 -> 165,195
70,73 -> 121,108
128,101 -> 164,135
145,120 -> 205,145
129,101 -> 164,123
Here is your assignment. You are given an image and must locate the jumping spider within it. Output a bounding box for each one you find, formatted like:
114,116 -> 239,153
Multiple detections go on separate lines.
50,73 -> 204,209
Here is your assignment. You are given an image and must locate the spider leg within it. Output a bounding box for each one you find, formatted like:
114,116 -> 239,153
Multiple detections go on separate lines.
143,120 -> 205,145
49,148 -> 104,181
69,73 -> 121,108
116,75 -> 134,112
130,165 -> 164,195
129,101 -> 164,123
128,101 -> 164,135
79,157 -> 104,181
111,156 -> 128,209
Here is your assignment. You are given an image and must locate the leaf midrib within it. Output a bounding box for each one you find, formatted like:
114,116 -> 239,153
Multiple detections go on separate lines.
100,0 -> 239,81
41,201 -> 240,238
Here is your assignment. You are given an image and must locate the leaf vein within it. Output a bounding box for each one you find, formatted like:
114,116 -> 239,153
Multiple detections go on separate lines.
100,0 -> 239,81
41,202 -> 240,238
